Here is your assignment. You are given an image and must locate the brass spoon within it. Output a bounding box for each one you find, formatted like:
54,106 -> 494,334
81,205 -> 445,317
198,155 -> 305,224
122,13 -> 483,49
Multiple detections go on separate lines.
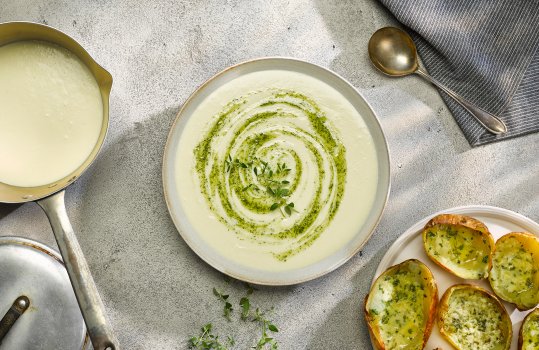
368,27 -> 507,135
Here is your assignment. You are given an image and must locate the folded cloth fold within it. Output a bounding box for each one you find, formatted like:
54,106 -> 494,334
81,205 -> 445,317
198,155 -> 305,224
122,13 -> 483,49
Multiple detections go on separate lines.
379,0 -> 539,146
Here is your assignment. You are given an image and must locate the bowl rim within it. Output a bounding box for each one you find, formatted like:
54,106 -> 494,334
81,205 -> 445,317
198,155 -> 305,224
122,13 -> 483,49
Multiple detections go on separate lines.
162,56 -> 391,285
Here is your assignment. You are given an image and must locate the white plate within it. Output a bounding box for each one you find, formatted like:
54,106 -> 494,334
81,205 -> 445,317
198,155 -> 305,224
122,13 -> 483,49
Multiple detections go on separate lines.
372,205 -> 539,350
163,57 -> 390,285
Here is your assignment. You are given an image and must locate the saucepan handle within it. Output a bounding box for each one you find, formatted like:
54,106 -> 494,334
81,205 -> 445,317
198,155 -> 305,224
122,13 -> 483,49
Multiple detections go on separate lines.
37,190 -> 119,350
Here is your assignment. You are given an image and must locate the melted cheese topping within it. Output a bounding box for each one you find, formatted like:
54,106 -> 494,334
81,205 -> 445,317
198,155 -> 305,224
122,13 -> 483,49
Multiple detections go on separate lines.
367,261 -> 435,350
424,224 -> 491,279
442,288 -> 510,350
490,235 -> 539,309
522,310 -> 539,350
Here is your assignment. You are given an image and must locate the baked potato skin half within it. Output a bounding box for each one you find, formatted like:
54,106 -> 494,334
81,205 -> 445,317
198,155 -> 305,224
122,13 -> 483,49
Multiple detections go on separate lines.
519,308 -> 539,350
364,259 -> 438,350
489,232 -> 539,311
423,214 -> 494,280
438,284 -> 512,350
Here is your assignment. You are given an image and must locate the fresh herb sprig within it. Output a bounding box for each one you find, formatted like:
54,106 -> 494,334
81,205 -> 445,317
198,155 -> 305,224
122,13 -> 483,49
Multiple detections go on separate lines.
240,284 -> 279,349
188,323 -> 234,350
244,282 -> 257,295
242,183 -> 260,192
225,155 -> 250,173
251,307 -> 279,350
213,288 -> 233,321
240,297 -> 250,320
225,156 -> 297,217
190,284 -> 279,350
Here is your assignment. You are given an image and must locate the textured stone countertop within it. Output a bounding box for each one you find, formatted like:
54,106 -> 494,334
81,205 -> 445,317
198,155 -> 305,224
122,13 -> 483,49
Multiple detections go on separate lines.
1,1 -> 538,349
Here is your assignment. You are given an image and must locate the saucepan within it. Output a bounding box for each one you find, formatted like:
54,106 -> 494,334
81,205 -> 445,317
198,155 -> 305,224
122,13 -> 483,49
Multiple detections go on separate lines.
0,22 -> 119,350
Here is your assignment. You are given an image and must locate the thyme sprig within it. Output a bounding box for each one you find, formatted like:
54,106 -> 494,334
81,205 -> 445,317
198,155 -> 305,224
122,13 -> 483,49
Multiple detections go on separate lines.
251,308 -> 279,350
189,284 -> 279,350
213,288 -> 233,321
240,297 -> 250,320
188,323 -> 233,350
225,156 -> 297,217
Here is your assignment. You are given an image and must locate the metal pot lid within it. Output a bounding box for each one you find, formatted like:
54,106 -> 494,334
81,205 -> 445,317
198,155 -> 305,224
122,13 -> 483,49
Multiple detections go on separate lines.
0,236 -> 89,349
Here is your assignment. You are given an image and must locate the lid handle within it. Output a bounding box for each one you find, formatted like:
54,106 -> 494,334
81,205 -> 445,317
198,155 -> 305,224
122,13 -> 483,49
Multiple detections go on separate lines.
0,296 -> 30,344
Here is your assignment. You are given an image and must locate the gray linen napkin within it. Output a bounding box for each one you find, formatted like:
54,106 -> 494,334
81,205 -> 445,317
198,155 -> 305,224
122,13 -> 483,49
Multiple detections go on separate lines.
379,0 -> 539,146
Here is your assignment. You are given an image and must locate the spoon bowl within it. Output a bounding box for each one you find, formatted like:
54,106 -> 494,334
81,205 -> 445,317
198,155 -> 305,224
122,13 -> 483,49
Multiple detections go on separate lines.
368,26 -> 507,135
368,27 -> 418,76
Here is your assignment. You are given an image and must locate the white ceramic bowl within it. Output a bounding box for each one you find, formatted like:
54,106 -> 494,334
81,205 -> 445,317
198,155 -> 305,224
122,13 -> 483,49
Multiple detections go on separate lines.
163,57 -> 390,285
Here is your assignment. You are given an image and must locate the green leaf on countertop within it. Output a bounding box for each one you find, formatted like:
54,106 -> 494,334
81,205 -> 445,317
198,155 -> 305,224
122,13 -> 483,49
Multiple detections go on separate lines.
240,297 -> 250,320
227,335 -> 235,346
244,283 -> 257,295
188,323 -> 229,350
213,288 -> 229,300
192,284 -> 280,349
251,307 -> 279,349
268,324 -> 278,332
224,302 -> 233,320
213,288 -> 233,321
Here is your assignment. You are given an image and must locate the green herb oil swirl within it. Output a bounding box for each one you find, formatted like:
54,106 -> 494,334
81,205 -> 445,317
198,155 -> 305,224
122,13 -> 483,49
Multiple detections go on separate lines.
194,88 -> 346,261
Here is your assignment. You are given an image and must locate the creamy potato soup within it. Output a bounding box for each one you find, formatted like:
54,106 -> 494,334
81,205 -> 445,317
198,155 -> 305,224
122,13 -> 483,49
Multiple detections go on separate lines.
0,40 -> 103,187
175,70 -> 378,271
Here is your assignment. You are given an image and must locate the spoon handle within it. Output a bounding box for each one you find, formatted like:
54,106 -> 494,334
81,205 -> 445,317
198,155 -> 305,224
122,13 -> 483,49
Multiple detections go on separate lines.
415,67 -> 507,134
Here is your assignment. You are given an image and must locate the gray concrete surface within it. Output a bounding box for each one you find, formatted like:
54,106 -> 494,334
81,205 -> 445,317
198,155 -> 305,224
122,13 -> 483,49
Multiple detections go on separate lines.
1,1 -> 538,349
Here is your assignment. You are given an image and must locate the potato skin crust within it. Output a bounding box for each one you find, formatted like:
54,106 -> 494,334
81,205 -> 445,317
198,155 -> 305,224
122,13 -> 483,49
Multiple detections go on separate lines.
422,214 -> 495,279
489,232 -> 539,311
438,284 -> 512,350
424,214 -> 490,235
364,294 -> 386,350
364,259 -> 438,350
519,308 -> 539,350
